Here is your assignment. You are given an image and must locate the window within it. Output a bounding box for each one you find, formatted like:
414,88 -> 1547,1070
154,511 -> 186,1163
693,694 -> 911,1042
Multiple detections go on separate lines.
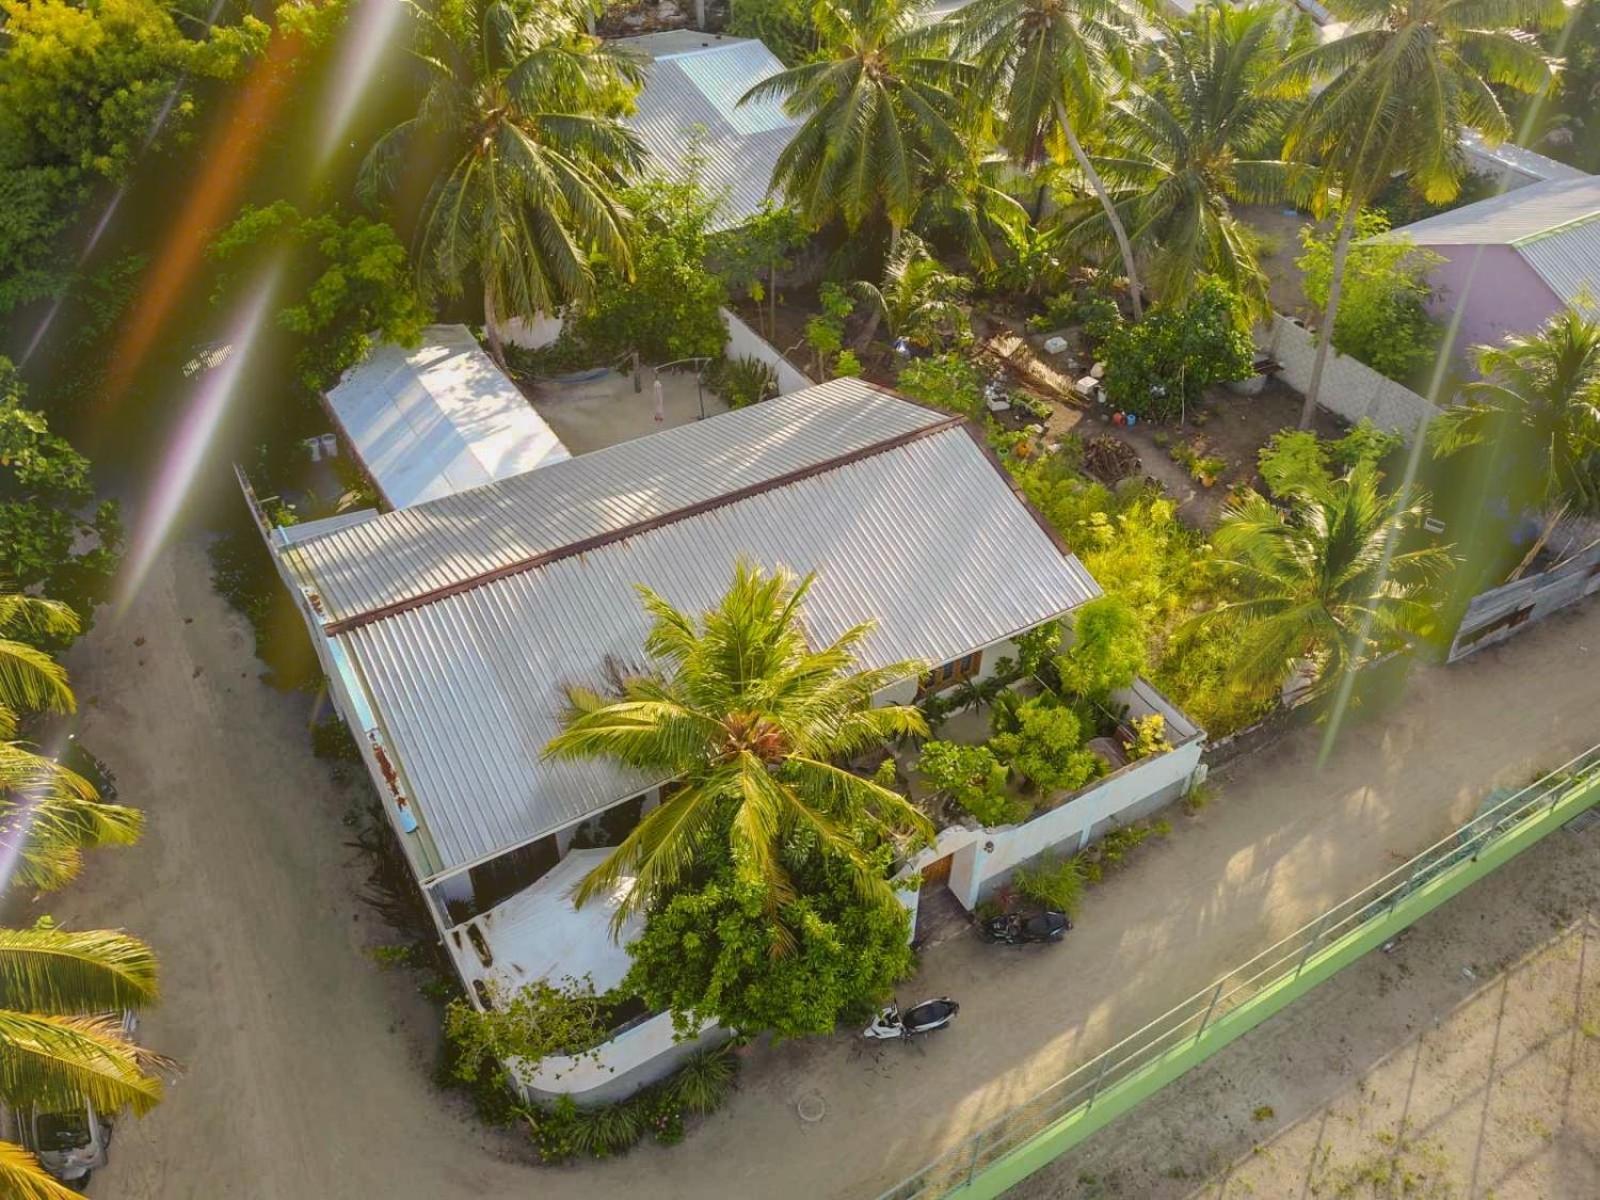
919,650 -> 983,695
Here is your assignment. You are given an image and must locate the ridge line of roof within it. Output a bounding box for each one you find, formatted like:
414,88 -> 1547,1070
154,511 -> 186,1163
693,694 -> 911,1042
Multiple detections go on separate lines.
1512,206 -> 1600,247
321,408 -> 968,637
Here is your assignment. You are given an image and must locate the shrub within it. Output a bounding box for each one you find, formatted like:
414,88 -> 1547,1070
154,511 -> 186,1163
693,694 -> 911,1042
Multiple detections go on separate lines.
989,697 -> 1105,795
442,976 -> 613,1089
1330,419 -> 1403,472
1102,278 -> 1254,421
918,740 -> 1024,826
1056,596 -> 1147,702
833,348 -> 863,378
1125,714 -> 1172,760
1012,854 -> 1085,915
671,1045 -> 738,1115
1077,820 -> 1168,882
712,355 -> 778,408
1258,429 -> 1329,498
1298,211 -> 1444,383
896,351 -> 984,418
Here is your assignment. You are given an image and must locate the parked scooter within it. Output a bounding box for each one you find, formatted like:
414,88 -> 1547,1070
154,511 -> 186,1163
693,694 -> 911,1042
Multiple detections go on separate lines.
979,910 -> 1072,945
862,997 -> 960,1041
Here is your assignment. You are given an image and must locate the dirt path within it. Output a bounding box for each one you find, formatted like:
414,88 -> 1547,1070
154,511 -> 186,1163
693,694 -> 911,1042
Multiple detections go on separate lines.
1012,824 -> 1600,1199
40,527 -> 1600,1200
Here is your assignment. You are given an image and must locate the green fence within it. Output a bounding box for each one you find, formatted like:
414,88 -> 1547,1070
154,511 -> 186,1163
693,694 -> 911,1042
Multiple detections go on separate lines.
877,745 -> 1600,1200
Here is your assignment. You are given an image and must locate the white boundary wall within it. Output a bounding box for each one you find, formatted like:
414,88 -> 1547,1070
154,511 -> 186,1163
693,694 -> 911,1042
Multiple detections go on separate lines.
493,309 -> 815,398
1265,314 -> 1436,438
512,1015 -> 730,1108
897,678 -> 1206,912
719,307 -> 813,395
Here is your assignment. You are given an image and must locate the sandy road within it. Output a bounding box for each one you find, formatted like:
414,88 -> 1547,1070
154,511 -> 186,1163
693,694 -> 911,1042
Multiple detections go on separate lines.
31,529 -> 1600,1200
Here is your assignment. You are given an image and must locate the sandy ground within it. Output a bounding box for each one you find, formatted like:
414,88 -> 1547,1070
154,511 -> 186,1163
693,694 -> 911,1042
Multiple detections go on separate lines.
26,512 -> 1600,1200
525,368 -> 729,455
1013,823 -> 1600,1200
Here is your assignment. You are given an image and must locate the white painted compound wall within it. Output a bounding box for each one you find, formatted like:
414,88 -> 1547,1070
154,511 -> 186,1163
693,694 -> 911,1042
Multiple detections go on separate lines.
1265,315 -> 1436,438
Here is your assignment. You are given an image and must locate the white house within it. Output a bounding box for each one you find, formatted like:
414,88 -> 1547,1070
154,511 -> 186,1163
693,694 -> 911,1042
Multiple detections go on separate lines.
245,376 -> 1202,1101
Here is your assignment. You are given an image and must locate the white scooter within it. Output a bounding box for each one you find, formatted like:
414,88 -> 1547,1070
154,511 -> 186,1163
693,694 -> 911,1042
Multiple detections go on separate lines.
862,997 -> 960,1041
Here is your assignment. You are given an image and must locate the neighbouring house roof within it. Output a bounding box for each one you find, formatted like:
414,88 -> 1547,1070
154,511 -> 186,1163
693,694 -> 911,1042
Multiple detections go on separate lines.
615,32 -> 800,230
1459,131 -> 1589,190
280,379 -> 1101,878
324,324 -> 570,510
1378,176 -> 1600,309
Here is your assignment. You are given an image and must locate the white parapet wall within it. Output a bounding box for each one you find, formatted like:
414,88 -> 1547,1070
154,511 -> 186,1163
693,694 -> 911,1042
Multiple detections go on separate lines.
719,307 -> 814,395
935,678 -> 1206,910
491,308 -> 815,398
511,1014 -> 729,1109
1264,314 -> 1436,438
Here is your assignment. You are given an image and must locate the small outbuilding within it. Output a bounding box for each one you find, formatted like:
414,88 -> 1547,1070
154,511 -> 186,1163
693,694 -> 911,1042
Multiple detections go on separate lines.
323,323 -> 570,509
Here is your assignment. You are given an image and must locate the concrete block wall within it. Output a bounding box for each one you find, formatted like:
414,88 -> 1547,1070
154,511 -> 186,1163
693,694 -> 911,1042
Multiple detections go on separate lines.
1265,315 -> 1436,438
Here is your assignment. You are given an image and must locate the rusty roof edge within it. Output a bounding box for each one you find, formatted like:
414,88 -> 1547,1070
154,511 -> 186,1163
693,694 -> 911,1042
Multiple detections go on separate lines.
321,409 -> 968,637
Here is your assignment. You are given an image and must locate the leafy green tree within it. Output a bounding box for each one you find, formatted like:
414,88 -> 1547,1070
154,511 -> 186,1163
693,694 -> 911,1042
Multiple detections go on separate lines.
744,0 -> 968,246
0,922 -> 168,1200
1101,277 -> 1254,420
715,200 -> 807,342
0,362 -> 121,637
0,167 -> 72,315
571,169 -> 729,364
360,0 -> 643,364
545,562 -> 931,930
1055,595 -> 1146,701
1273,0 -> 1558,425
848,232 -> 970,351
1198,462 -> 1454,700
1297,211 -> 1443,383
917,739 -> 1021,826
1081,1 -> 1313,317
210,202 -> 430,393
957,0 -> 1148,319
1431,307 -> 1600,517
623,838 -> 914,1039
990,696 -> 1104,793
726,0 -> 820,66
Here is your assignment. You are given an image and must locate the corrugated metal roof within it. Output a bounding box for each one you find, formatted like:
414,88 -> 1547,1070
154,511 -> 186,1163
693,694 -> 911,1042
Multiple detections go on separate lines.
1382,176 -> 1600,247
285,380 -> 945,622
325,325 -> 570,509
615,34 -> 799,229
1380,176 -> 1600,308
1459,131 -> 1589,189
1518,217 -> 1600,306
287,381 -> 1101,877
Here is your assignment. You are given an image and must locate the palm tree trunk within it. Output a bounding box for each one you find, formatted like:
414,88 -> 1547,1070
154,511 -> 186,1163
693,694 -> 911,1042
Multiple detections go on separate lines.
1055,99 -> 1143,322
1300,203 -> 1358,429
483,282 -> 506,369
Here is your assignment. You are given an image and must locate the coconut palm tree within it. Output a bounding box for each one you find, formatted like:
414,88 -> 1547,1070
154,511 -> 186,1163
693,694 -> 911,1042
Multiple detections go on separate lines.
1431,307 -> 1600,516
742,0 -> 971,248
0,593 -> 140,894
955,0 -> 1150,319
545,562 -> 932,932
1073,1 -> 1314,318
848,232 -> 971,350
1198,462 -> 1454,700
1273,0 -> 1560,426
0,924 -> 169,1200
359,0 -> 644,363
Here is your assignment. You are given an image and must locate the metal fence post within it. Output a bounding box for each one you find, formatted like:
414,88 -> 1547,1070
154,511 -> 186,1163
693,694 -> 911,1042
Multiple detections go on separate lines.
1194,980 -> 1225,1043
1085,1055 -> 1112,1110
964,1139 -> 979,1188
1294,912 -> 1329,978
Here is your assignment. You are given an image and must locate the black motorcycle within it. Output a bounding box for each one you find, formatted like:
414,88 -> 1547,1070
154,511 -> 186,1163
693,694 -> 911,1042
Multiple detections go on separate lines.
979,910 -> 1072,945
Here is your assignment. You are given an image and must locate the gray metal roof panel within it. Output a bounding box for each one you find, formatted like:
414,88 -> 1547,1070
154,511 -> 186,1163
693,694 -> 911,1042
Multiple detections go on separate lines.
284,381 -> 946,621
1381,176 -> 1600,247
1517,216 -> 1600,306
617,36 -> 799,228
305,400 -> 1100,875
